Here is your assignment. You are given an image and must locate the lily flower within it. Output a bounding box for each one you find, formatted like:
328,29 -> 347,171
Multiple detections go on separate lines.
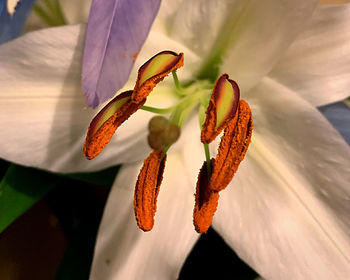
0,1 -> 350,279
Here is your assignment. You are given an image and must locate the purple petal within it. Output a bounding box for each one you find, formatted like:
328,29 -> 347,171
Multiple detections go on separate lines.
82,0 -> 161,108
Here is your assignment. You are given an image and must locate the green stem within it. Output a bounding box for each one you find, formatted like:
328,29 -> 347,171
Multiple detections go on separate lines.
161,144 -> 171,161
170,95 -> 195,127
161,93 -> 203,160
172,71 -> 186,98
170,89 -> 209,127
172,71 -> 182,90
140,105 -> 173,114
158,85 -> 210,160
203,143 -> 211,180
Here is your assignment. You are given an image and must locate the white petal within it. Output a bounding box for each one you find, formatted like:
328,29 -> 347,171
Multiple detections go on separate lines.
270,3 -> 350,106
167,0 -> 317,92
90,153 -> 199,280
221,0 -> 317,94
152,0 -> 184,33
179,116 -> 207,186
0,24 -> 199,173
212,78 -> 350,280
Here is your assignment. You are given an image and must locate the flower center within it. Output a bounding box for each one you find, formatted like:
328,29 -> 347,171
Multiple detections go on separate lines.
83,50 -> 253,233
140,74 -> 214,155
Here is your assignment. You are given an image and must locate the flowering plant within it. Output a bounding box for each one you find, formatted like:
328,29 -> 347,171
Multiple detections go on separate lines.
0,0 -> 349,279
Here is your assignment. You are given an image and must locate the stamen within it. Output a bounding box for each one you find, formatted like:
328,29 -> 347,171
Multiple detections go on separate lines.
134,151 -> 167,231
140,105 -> 174,114
193,159 -> 220,233
203,143 -> 211,180
132,51 -> 184,103
83,91 -> 145,159
172,71 -> 183,95
201,74 -> 240,143
209,100 -> 253,192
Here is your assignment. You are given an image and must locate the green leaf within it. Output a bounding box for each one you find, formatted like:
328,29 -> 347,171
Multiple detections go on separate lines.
0,164 -> 59,233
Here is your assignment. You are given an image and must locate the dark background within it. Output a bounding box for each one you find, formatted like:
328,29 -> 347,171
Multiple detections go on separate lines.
0,158 -> 258,280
